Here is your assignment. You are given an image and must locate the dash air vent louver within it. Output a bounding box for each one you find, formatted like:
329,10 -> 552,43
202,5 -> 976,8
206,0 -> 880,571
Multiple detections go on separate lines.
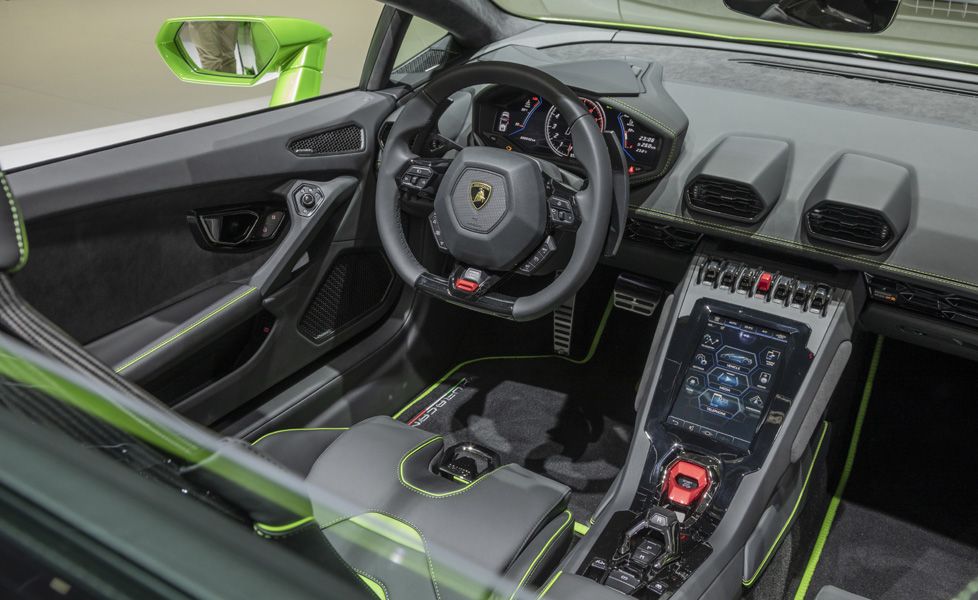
806,203 -> 892,250
802,153 -> 911,253
685,177 -> 764,222
683,136 -> 790,224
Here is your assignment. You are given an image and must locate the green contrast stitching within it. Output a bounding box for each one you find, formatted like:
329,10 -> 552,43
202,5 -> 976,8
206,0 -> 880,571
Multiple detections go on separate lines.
114,286 -> 258,374
254,515 -> 315,534
251,427 -> 349,445
0,172 -> 28,272
508,511 -> 573,600
323,511 -> 443,600
636,207 -> 978,293
355,570 -> 389,600
398,436 -> 507,498
536,17 -> 978,71
536,571 -> 562,599
794,335 -> 883,599
393,296 -> 615,420
742,421 -> 829,586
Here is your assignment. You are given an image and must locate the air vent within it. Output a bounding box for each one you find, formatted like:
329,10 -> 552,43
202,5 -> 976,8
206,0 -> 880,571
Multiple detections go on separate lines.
806,202 -> 892,250
288,125 -> 364,156
865,274 -> 978,330
685,177 -> 764,222
683,136 -> 790,224
624,217 -> 701,253
802,153 -> 911,253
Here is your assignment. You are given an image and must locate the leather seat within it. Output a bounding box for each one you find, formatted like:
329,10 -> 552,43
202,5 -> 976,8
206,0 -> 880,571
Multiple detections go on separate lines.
0,170 -> 572,600
253,416 -> 575,600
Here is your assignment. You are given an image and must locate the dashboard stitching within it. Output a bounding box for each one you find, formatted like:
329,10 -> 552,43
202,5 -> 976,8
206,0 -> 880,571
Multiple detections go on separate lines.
602,97 -> 678,178
635,207 -> 978,292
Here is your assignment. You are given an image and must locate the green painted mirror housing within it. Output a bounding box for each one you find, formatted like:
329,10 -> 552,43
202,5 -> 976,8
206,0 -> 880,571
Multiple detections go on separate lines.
156,16 -> 332,106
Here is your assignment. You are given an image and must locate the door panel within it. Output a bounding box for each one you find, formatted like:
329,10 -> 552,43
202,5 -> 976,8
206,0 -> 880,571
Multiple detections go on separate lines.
5,90 -> 398,423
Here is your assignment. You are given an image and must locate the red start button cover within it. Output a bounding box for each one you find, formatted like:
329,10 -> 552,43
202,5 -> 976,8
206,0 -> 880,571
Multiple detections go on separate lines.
664,460 -> 711,508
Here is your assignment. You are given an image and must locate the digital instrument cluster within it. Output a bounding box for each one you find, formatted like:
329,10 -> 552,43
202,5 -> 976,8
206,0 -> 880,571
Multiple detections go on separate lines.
476,92 -> 663,175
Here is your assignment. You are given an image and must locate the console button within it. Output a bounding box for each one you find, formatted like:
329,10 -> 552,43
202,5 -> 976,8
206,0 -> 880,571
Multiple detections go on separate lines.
605,569 -> 641,594
756,271 -> 773,294
649,580 -> 670,596
664,460 -> 711,508
585,557 -> 608,580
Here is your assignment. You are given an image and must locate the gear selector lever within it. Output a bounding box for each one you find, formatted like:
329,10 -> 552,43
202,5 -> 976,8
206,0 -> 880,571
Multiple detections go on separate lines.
615,506 -> 681,571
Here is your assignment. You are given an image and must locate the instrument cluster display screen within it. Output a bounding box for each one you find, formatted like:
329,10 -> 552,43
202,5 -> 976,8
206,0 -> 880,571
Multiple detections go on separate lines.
483,92 -> 662,174
667,314 -> 790,451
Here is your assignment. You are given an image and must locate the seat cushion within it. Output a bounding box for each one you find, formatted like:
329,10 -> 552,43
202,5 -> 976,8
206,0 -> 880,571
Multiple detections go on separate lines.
291,416 -> 572,600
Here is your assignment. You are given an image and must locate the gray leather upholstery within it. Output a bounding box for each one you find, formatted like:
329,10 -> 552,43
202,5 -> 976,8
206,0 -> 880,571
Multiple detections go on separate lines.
539,572 -> 625,600
260,416 -> 573,600
0,168 -> 28,274
815,585 -> 871,600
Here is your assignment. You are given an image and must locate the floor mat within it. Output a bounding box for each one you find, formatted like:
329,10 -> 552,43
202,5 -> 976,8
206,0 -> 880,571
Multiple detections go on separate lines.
800,337 -> 978,599
393,299 -> 655,522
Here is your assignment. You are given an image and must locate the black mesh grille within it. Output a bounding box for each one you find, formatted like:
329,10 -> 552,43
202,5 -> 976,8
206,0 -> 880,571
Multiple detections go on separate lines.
298,251 -> 393,341
806,202 -> 892,250
865,274 -> 978,329
392,49 -> 455,75
685,176 -> 765,222
625,217 -> 702,253
288,125 -> 364,156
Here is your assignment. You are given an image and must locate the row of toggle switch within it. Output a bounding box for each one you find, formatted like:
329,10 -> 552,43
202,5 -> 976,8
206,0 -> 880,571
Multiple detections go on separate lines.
698,257 -> 833,315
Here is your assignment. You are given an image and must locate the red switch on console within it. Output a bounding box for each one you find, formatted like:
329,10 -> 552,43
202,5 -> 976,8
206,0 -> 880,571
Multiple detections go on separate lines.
756,272 -> 773,294
663,459 -> 712,508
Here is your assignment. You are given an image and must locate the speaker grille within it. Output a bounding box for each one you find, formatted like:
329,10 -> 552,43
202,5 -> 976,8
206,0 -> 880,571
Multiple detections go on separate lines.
298,251 -> 394,342
288,125 -> 364,156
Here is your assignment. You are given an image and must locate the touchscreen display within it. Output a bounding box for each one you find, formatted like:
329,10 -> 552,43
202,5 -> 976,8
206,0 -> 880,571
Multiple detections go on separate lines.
667,314 -> 789,451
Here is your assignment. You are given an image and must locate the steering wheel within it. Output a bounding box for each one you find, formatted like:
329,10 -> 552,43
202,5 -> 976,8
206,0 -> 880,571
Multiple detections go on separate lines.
376,61 -> 613,322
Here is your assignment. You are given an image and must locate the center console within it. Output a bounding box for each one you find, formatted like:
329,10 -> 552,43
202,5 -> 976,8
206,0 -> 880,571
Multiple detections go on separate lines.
569,250 -> 856,599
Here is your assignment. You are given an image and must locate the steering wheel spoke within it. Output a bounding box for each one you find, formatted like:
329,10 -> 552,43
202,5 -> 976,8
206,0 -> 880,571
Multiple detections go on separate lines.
448,263 -> 500,297
398,157 -> 453,199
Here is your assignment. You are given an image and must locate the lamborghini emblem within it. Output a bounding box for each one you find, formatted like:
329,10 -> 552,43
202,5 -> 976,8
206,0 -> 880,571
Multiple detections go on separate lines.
470,181 -> 492,210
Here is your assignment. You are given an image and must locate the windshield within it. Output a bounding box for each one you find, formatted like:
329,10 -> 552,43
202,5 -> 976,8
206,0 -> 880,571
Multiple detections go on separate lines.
492,0 -> 978,72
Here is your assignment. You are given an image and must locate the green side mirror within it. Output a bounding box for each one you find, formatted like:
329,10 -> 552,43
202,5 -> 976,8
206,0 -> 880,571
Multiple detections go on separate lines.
156,16 -> 332,106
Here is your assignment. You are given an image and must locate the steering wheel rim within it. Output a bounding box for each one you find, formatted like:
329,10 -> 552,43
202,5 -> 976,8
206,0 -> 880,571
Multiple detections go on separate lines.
376,61 -> 613,322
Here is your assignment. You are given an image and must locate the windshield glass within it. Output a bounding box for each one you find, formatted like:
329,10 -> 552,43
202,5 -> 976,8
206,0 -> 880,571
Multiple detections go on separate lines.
492,0 -> 978,72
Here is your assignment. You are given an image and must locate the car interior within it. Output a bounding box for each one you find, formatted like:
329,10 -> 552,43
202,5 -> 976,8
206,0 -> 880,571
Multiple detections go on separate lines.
1,1 -> 977,599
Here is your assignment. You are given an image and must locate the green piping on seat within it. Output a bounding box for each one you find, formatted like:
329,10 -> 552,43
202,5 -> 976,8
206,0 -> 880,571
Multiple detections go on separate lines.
742,421 -> 829,587
0,171 -> 29,273
356,571 -> 388,600
573,521 -> 590,536
251,427 -> 349,445
794,335 -> 884,600
254,515 -> 315,535
114,286 -> 258,374
508,510 -> 573,600
536,570 -> 562,598
393,296 -> 615,420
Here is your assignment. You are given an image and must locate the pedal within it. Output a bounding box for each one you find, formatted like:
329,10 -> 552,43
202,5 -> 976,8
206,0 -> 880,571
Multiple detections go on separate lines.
613,274 -> 662,317
553,295 -> 575,356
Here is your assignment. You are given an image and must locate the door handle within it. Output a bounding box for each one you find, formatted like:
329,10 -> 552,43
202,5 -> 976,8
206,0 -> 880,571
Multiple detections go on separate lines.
249,176 -> 359,296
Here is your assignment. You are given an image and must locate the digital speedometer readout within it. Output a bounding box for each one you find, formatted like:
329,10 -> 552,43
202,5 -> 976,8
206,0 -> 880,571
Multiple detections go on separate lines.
491,93 -> 662,173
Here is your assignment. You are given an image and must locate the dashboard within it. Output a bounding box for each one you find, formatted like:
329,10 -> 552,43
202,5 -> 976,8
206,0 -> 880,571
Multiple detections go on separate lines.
473,90 -> 663,176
